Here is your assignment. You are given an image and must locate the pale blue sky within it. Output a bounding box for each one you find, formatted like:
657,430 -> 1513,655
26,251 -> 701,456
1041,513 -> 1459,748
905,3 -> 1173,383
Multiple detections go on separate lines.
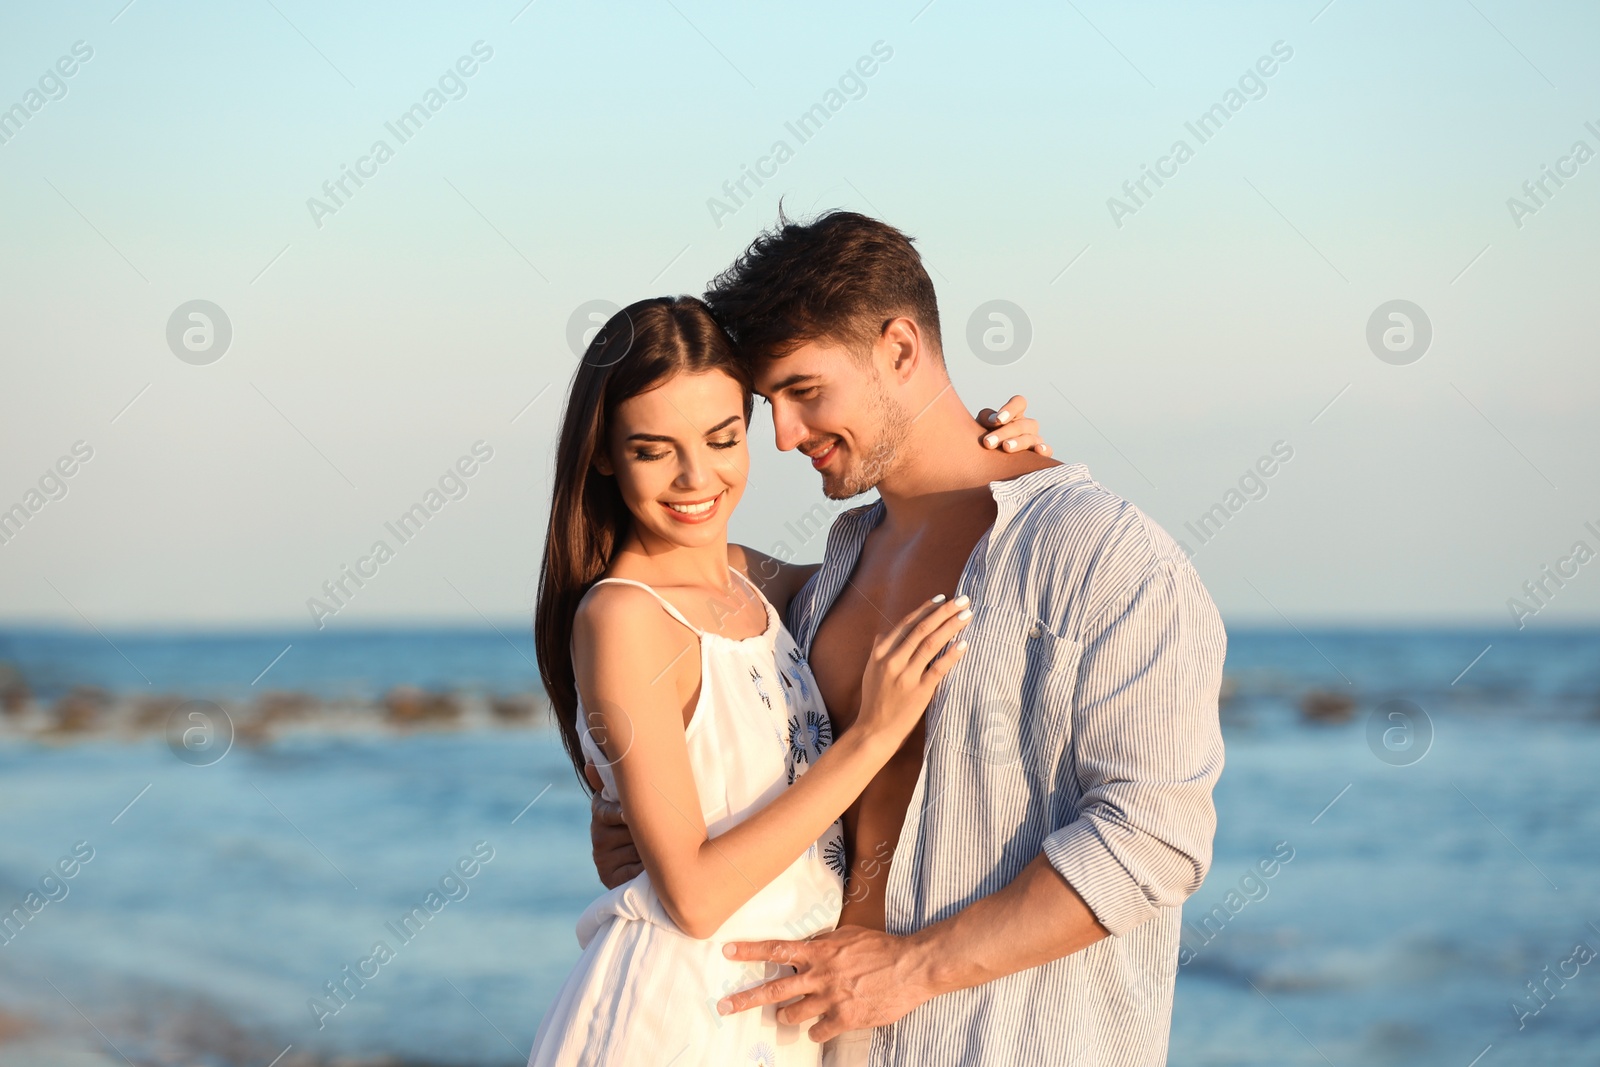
2,0 -> 1597,630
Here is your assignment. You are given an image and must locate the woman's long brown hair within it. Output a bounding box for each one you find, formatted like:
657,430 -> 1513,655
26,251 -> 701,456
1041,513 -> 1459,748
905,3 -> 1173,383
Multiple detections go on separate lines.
535,296 -> 753,792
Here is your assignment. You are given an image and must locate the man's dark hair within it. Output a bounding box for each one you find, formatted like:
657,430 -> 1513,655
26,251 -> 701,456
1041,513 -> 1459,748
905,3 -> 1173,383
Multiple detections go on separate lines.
704,210 -> 943,365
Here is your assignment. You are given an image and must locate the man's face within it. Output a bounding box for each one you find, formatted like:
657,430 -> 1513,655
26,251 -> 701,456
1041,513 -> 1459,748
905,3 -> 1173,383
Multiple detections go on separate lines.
752,338 -> 913,500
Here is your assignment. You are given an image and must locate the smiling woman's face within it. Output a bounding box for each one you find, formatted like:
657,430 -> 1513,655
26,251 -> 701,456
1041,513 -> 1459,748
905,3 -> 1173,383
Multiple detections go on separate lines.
598,369 -> 750,550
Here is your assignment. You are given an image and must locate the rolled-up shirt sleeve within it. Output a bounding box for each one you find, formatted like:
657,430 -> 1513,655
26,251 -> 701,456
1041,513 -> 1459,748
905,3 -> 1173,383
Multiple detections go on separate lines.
1039,534 -> 1227,937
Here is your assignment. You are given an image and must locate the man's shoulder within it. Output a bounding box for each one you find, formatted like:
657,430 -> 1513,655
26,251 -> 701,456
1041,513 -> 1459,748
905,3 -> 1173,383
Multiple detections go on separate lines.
1005,464 -> 1173,565
1010,463 -> 1123,523
1001,465 -> 1203,624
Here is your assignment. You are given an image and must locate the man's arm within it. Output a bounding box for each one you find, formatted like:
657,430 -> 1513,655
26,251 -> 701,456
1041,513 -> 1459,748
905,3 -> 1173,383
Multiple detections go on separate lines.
718,855 -> 1107,1040
897,853 -> 1109,991
720,534 -> 1227,1041
587,765 -> 642,889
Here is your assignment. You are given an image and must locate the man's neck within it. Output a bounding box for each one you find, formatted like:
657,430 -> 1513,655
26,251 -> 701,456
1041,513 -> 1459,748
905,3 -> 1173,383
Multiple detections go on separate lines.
873,383 -> 1058,527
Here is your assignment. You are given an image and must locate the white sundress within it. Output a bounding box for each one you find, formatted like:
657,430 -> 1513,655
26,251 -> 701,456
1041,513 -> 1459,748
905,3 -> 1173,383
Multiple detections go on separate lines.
529,568 -> 847,1067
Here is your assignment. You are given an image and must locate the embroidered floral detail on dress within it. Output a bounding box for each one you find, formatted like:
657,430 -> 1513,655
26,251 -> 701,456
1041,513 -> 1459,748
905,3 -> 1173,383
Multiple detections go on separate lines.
785,707 -> 834,775
786,714 -> 810,772
822,828 -> 848,880
747,1041 -> 777,1066
785,648 -> 815,702
804,708 -> 832,752
748,666 -> 772,710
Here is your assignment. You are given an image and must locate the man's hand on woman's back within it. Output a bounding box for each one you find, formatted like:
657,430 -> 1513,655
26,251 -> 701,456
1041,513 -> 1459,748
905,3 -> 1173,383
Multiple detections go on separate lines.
586,762 -> 642,888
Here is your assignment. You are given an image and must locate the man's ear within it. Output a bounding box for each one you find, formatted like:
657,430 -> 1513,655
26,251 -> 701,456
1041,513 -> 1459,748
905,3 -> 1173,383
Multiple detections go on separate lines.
880,317 -> 924,385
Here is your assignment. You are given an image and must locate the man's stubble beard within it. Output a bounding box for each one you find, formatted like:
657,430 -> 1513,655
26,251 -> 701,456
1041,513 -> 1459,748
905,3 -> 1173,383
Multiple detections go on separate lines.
822,374 -> 914,500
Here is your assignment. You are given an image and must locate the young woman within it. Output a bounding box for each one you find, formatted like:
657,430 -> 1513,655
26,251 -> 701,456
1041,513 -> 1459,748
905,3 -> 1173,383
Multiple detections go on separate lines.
528,296 -> 1045,1066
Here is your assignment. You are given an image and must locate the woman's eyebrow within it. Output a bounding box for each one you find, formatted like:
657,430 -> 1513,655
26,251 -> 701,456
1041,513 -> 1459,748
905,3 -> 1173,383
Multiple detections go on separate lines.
626,416 -> 739,443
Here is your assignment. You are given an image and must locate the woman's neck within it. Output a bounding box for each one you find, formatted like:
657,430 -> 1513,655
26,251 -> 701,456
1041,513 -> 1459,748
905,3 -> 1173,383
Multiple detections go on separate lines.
609,531 -> 733,591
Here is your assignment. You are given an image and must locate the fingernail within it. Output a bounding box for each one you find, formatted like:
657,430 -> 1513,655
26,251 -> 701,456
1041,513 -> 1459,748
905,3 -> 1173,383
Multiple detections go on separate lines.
931,594 -> 946,604
716,998 -> 731,1014
957,608 -> 973,621
985,436 -> 997,447
954,594 -> 970,607
997,411 -> 1011,424
1004,440 -> 1017,450
956,639 -> 969,651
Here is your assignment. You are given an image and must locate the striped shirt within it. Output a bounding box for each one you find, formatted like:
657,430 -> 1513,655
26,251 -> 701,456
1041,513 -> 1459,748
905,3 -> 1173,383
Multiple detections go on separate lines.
787,462 -> 1227,1066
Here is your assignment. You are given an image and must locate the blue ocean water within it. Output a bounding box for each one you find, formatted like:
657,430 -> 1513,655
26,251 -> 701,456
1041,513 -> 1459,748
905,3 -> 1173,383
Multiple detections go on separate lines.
0,627 -> 1596,1066
0,625 -> 542,703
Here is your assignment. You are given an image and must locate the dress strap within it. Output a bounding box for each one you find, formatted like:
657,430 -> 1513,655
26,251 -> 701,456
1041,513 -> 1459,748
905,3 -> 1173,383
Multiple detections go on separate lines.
590,577 -> 704,636
728,566 -> 776,616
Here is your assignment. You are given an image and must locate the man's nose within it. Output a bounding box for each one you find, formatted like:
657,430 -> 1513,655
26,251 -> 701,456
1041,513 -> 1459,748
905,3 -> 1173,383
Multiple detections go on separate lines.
770,402 -> 806,452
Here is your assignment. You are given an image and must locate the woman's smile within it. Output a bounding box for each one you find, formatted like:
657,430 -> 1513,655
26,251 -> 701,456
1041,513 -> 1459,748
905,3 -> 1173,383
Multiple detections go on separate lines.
660,491 -> 725,523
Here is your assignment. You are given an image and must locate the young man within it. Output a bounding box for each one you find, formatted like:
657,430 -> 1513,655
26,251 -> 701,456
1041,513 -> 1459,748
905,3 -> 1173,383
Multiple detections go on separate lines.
590,212 -> 1227,1065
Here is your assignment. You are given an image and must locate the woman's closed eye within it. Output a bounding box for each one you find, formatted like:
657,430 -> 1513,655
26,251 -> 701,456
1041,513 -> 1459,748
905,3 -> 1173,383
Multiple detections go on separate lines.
708,436 -> 741,450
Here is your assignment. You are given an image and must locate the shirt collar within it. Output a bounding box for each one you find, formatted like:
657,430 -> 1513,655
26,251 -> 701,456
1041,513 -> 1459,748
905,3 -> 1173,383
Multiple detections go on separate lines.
991,460 -> 1092,499
840,462 -> 1090,537
989,461 -> 1090,528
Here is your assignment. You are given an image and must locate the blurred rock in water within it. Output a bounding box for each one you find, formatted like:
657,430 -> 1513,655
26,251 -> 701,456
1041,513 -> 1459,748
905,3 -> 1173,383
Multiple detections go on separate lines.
257,689 -> 319,724
233,690 -> 318,746
0,687 -> 548,745
384,685 -> 462,726
1299,688 -> 1356,724
0,1008 -> 41,1043
1217,674 -> 1239,710
0,663 -> 27,716
490,692 -> 537,722
132,693 -> 185,729
49,685 -> 111,734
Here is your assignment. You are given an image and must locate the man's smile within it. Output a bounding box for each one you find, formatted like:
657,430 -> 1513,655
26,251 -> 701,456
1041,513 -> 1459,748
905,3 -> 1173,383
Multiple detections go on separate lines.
804,441 -> 839,469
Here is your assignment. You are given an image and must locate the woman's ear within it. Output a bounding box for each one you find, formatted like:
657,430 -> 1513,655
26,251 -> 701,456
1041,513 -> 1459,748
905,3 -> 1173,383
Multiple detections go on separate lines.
592,450 -> 614,476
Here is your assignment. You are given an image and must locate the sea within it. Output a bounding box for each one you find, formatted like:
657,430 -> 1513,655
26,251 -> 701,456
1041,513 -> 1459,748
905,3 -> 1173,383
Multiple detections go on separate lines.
0,626 -> 1596,1066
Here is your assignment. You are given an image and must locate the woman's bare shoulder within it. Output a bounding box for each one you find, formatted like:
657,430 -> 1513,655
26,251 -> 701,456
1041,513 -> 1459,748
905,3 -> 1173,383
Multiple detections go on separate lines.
573,581 -> 683,663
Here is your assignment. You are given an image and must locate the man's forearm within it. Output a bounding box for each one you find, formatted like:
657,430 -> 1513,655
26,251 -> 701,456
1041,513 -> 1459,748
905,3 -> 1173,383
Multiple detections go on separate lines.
903,852 -> 1111,997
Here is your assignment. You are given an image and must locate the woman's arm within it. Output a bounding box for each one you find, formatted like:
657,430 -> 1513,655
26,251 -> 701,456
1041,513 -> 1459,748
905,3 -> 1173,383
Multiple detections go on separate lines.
585,394 -> 1050,889
574,585 -> 971,939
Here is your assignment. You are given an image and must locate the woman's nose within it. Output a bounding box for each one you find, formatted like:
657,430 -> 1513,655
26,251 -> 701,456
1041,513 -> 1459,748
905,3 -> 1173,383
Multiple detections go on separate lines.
673,452 -> 708,489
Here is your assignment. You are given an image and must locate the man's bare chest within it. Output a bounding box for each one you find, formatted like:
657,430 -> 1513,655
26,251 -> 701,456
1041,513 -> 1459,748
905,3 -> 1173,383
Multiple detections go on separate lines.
810,525 -> 988,731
